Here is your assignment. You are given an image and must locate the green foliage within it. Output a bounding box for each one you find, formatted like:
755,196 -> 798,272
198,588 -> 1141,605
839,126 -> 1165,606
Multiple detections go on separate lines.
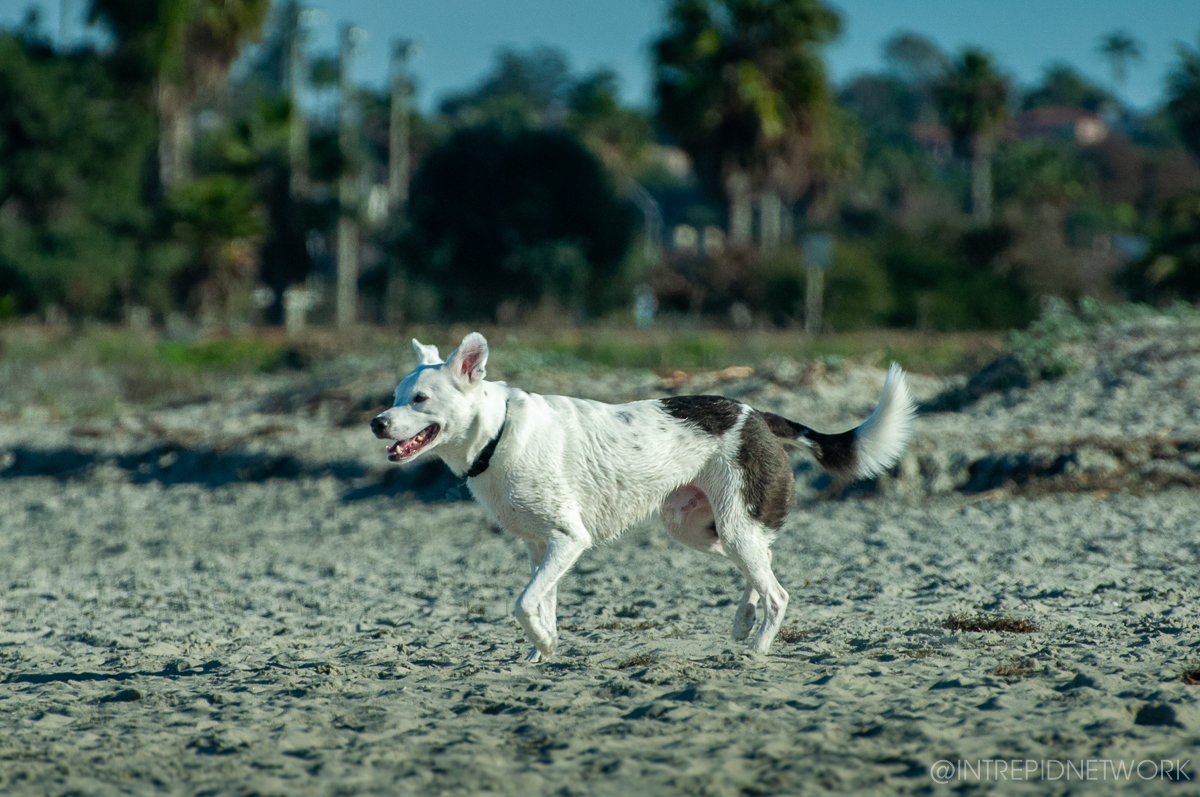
825,241 -> 892,330
1120,191 -> 1200,302
404,125 -> 638,320
880,229 -> 1036,331
1008,297 -> 1200,381
1023,63 -> 1111,111
654,0 -> 842,200
156,337 -> 284,371
439,45 -> 572,130
755,252 -> 806,326
1006,297 -> 1088,379
567,68 -> 655,180
0,31 -> 158,318
993,138 -> 1094,206
935,48 -> 1010,154
1167,37 -> 1200,162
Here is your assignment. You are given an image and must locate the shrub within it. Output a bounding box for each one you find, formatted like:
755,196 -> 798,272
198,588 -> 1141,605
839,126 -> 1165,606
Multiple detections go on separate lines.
403,125 -> 638,321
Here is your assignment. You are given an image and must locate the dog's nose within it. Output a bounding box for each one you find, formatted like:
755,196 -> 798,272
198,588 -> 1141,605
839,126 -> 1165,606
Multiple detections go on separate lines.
371,416 -> 389,437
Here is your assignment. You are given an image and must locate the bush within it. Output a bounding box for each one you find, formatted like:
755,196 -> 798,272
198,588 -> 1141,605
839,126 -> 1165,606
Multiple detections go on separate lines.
0,32 -> 158,319
825,241 -> 892,330
1120,192 -> 1200,303
881,229 -> 1036,331
403,125 -> 638,321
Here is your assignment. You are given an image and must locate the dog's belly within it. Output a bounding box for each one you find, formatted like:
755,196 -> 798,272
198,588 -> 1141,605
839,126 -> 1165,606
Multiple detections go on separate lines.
661,483 -> 722,553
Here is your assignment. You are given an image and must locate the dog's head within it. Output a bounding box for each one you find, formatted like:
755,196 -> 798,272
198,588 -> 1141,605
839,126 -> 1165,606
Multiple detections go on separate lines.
370,332 -> 489,463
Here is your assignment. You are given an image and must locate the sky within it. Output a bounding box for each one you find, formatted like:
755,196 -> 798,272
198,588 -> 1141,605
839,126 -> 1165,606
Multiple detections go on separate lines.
4,0 -> 1200,111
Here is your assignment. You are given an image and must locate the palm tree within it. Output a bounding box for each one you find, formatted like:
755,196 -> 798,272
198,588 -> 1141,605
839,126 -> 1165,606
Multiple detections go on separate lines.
1097,30 -> 1143,97
1166,37 -> 1200,162
935,48 -> 1010,223
654,0 -> 842,246
89,0 -> 269,188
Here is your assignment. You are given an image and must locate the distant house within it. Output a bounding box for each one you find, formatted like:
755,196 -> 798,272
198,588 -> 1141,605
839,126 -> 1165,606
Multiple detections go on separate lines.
1013,106 -> 1108,146
910,106 -> 1109,156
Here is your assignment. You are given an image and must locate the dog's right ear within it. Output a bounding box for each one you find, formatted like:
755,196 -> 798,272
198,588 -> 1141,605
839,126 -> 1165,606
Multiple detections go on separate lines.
446,332 -> 488,386
412,339 -> 442,366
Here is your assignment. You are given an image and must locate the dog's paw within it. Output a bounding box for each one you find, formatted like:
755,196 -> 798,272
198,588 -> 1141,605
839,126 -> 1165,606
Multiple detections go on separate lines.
524,647 -> 546,664
731,603 -> 757,641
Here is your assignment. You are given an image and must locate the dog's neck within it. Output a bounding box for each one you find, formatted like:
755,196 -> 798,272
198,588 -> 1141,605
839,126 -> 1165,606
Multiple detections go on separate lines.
439,381 -> 508,477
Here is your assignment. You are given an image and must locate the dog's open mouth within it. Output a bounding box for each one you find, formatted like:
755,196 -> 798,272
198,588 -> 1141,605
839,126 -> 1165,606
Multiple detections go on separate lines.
386,424 -> 440,462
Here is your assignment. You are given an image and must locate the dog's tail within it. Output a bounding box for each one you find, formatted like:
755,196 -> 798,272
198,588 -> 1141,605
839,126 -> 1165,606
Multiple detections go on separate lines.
760,363 -> 915,481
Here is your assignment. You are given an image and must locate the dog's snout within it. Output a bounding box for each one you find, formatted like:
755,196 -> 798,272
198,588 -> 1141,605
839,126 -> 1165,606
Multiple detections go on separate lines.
371,415 -> 390,437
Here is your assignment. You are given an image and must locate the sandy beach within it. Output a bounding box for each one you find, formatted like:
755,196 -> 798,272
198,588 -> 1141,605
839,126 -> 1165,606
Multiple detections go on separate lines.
2,318 -> 1199,795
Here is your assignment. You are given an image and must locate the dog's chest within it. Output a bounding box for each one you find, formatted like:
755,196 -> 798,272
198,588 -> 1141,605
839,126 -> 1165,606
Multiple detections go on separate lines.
466,466 -> 571,538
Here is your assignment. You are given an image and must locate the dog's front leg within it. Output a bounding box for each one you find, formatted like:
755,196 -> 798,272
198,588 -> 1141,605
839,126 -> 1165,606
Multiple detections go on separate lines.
514,525 -> 590,661
522,539 -> 559,663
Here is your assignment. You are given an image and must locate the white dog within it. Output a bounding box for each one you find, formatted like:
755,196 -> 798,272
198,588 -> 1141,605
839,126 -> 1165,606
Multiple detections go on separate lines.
371,333 -> 915,661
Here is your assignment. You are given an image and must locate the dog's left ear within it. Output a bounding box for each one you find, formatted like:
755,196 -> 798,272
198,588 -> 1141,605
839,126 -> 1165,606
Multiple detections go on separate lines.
446,332 -> 488,386
412,338 -> 442,366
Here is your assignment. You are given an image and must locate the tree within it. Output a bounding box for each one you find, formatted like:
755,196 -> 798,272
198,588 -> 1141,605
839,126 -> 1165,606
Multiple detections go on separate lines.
0,28 -> 159,318
1166,37 -> 1200,162
567,68 -> 654,181
404,126 -> 638,320
935,48 -> 1010,223
89,0 -> 269,188
882,31 -> 947,86
1023,63 -> 1111,112
439,45 -> 573,130
1097,30 -> 1143,97
653,0 -> 842,244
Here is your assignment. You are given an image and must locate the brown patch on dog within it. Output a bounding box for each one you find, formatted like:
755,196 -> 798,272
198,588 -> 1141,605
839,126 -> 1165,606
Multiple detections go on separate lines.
943,614 -> 1038,633
760,411 -> 857,476
737,413 -> 794,529
760,412 -> 802,438
659,395 -> 741,435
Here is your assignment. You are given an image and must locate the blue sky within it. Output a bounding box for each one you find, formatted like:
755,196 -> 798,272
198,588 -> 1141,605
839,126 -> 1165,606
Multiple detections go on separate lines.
5,0 -> 1200,110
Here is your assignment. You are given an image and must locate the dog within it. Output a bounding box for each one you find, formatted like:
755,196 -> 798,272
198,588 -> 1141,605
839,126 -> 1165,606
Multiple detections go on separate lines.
371,333 -> 915,662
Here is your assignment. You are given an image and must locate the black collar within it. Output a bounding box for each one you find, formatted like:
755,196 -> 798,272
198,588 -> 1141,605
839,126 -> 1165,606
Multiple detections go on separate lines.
465,403 -> 507,478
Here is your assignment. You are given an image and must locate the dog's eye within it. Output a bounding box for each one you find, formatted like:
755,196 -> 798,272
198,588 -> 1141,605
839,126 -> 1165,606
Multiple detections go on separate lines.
411,393 -> 428,404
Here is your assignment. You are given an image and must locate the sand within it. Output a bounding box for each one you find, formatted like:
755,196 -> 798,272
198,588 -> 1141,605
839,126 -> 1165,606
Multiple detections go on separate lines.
2,320 -> 1200,795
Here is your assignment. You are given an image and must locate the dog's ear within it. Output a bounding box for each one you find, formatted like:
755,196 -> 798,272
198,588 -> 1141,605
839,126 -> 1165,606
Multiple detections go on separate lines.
412,339 -> 442,366
446,332 -> 488,386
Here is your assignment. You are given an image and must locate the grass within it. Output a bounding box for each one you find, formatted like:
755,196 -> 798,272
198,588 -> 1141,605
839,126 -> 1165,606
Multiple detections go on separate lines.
156,338 -> 288,372
0,320 -> 1003,418
517,327 -> 1001,375
943,614 -> 1038,634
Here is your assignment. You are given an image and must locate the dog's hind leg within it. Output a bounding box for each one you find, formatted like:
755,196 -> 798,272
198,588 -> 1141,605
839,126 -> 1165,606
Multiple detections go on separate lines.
706,482 -> 789,654
514,521 -> 591,661
723,531 -> 788,653
663,485 -> 766,642
731,585 -> 760,641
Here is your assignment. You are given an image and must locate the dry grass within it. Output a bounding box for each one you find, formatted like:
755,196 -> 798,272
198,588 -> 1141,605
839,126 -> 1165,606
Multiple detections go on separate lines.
777,625 -> 806,643
596,620 -> 660,631
616,653 -> 658,670
943,614 -> 1038,634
